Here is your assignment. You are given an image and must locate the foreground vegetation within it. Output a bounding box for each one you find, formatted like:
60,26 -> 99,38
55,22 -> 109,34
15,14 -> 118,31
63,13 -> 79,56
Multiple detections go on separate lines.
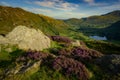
0,35 -> 120,80
0,5 -> 120,80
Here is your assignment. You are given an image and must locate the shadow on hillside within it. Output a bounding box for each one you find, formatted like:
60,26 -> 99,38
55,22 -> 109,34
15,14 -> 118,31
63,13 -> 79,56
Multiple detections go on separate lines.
77,21 -> 120,41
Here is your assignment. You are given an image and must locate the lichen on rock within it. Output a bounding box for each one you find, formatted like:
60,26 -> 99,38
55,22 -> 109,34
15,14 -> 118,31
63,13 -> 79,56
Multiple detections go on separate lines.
5,25 -> 51,51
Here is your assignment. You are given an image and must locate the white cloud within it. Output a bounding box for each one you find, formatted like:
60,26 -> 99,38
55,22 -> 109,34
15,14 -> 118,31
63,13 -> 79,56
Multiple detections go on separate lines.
23,7 -> 53,14
99,2 -> 120,10
65,12 -> 87,16
23,0 -> 120,19
27,0 -> 79,11
84,0 -> 94,4
22,6 -> 88,19
83,0 -> 107,6
54,12 -> 88,19
90,3 -> 107,6
34,1 -> 55,8
0,1 -> 10,6
59,2 -> 79,10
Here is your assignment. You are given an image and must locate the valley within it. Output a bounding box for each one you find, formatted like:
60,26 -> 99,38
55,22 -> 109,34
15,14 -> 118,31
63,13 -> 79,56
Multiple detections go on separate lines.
0,5 -> 120,80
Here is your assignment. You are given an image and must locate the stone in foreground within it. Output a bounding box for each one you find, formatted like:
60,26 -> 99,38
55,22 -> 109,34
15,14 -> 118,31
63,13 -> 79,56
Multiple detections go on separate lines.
6,25 -> 51,51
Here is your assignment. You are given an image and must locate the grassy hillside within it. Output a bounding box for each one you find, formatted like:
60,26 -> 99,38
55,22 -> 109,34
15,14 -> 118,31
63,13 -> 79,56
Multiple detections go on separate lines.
103,21 -> 120,40
0,35 -> 120,80
0,6 -> 120,80
64,10 -> 120,28
64,10 -> 120,41
85,40 -> 120,54
0,6 -> 69,35
75,21 -> 120,41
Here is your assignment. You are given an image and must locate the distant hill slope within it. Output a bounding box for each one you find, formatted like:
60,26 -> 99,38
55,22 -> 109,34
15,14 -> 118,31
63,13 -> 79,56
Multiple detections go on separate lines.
64,10 -> 120,28
103,21 -> 120,40
0,6 -> 69,35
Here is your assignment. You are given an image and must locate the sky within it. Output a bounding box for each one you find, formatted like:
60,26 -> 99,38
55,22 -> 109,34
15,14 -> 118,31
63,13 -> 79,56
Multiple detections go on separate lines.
0,0 -> 120,19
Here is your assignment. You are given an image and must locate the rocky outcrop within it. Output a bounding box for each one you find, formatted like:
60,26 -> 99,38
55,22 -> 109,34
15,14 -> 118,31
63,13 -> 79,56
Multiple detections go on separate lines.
0,26 -> 51,51
71,40 -> 81,46
4,61 -> 41,80
96,54 -> 120,74
0,35 -> 9,44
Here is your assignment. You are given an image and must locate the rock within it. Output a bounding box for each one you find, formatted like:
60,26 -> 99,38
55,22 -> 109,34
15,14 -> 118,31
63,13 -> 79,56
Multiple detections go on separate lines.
5,48 -> 12,53
18,61 -> 41,74
71,40 -> 80,46
95,54 -> 120,74
0,46 -> 2,52
71,40 -> 87,48
0,35 -> 9,44
4,61 -> 41,80
6,25 -> 51,51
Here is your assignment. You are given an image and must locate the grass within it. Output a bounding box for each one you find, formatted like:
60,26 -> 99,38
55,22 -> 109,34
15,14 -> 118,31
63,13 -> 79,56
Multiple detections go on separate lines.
65,10 -> 120,29
0,40 -> 120,80
0,49 -> 10,60
0,6 -> 69,35
85,40 -> 120,54
5,65 -> 71,80
0,44 -> 25,70
25,66 -> 70,80
105,40 -> 120,45
0,45 -> 17,60
60,28 -> 91,41
0,6 -> 120,80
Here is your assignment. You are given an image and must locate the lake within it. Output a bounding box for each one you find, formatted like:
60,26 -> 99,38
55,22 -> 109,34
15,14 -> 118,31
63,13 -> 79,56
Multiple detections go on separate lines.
90,35 -> 107,40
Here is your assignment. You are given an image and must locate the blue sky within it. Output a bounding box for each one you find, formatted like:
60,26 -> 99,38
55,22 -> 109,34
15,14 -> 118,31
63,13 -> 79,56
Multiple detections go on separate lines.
0,0 -> 120,19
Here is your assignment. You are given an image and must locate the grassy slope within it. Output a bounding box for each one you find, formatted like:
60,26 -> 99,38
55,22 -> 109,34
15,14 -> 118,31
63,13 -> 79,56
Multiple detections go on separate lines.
85,40 -> 120,54
64,10 -> 120,28
74,20 -> 120,41
64,10 -> 120,41
103,21 -> 120,40
0,6 -> 91,41
0,6 -> 69,35
0,6 -> 120,80
1,38 -> 120,80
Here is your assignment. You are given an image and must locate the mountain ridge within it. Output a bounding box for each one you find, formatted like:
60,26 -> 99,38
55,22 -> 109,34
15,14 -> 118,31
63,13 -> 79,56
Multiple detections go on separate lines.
0,6 -> 69,35
64,10 -> 120,28
0,5 -> 120,80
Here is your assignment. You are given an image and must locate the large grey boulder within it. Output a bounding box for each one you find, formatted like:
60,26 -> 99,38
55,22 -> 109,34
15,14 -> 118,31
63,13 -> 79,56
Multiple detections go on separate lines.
0,35 -> 9,44
6,25 -> 51,51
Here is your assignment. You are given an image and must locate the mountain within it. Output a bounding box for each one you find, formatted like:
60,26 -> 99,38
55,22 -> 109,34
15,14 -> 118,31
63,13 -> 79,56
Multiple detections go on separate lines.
0,5 -> 91,42
103,21 -> 120,40
64,10 -> 120,41
0,5 -> 120,80
103,10 -> 120,16
64,10 -> 120,28
0,6 -> 69,35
